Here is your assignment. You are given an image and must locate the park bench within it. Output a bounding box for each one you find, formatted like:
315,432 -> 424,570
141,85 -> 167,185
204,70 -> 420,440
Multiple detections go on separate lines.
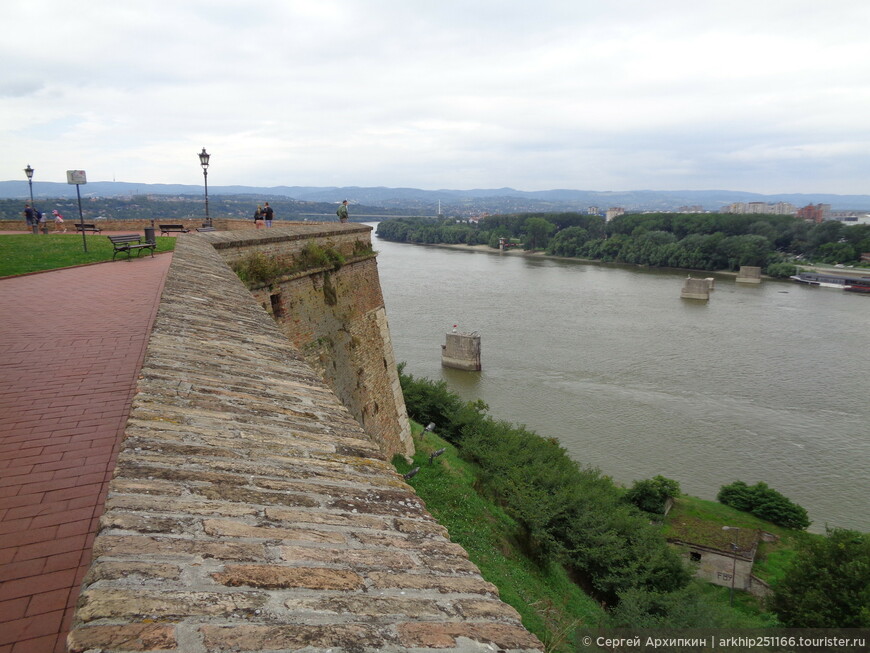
196,226 -> 216,232
75,223 -> 102,234
159,224 -> 190,235
108,234 -> 156,261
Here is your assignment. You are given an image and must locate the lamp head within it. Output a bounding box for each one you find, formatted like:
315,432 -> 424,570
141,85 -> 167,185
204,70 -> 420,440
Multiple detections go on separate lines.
198,148 -> 210,169
24,164 -> 34,180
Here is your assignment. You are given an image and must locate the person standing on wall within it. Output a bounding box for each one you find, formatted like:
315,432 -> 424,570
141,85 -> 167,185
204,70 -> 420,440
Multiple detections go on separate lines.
253,204 -> 264,229
337,199 -> 349,223
263,202 -> 274,227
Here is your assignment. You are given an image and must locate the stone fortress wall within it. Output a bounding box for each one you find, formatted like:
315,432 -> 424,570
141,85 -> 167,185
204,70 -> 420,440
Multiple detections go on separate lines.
210,223 -> 413,461
66,225 -> 543,652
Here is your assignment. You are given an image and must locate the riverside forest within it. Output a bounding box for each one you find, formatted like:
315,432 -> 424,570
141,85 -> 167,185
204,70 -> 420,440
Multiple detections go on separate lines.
375,212 -> 870,273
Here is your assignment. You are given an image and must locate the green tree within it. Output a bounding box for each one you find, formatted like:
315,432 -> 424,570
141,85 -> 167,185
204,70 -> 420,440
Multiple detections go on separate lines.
625,475 -> 681,514
523,217 -> 556,251
548,226 -> 589,257
769,528 -> 870,627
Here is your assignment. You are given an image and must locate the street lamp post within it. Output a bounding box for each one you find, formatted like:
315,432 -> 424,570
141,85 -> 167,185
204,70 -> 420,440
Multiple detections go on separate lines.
198,148 -> 211,227
722,526 -> 740,606
24,165 -> 35,233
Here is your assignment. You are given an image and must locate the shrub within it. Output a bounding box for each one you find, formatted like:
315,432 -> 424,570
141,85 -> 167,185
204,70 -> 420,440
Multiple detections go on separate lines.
717,481 -> 810,530
765,262 -> 797,278
231,252 -> 289,286
298,242 -> 345,271
625,475 -> 681,514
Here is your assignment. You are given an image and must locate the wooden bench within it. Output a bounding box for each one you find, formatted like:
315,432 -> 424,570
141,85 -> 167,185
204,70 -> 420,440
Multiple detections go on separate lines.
108,234 -> 156,261
159,224 -> 190,236
75,223 -> 102,234
196,226 -> 216,232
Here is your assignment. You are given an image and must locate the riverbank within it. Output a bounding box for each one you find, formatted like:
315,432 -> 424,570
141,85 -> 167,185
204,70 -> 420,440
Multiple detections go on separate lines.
384,238 -> 870,281
406,239 -> 751,278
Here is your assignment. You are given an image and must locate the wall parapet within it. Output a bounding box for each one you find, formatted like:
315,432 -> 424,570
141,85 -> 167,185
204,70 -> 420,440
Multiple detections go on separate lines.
67,229 -> 542,652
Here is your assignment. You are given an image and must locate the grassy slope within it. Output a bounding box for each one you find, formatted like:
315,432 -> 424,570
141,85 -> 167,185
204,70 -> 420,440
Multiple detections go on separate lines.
394,424 -> 603,653
0,234 -> 175,277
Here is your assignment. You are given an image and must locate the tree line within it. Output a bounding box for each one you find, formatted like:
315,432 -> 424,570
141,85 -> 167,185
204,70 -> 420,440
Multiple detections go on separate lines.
0,196 -> 419,223
376,212 -> 870,274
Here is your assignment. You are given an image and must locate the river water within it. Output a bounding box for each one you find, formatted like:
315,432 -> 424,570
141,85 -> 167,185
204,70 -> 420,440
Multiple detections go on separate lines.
370,228 -> 870,533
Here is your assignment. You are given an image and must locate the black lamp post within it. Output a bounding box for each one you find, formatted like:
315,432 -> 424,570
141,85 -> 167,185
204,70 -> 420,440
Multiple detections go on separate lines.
198,147 -> 211,227
24,165 -> 35,233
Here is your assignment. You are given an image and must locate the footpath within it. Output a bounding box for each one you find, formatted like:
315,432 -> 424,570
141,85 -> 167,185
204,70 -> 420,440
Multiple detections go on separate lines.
0,254 -> 171,653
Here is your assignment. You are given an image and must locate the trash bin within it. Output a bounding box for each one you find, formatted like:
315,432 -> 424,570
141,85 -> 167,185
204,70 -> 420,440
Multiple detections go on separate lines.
144,227 -> 156,244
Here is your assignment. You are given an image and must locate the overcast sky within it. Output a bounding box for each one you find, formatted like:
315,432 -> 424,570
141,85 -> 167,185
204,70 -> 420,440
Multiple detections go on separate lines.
3,1 -> 869,195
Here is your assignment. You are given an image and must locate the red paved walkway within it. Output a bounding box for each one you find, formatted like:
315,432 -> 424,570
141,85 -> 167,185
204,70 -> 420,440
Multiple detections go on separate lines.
0,254 -> 171,653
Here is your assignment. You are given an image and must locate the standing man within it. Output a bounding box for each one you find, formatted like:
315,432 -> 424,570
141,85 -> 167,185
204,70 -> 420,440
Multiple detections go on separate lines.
263,202 -> 274,227
23,203 -> 35,231
337,199 -> 349,223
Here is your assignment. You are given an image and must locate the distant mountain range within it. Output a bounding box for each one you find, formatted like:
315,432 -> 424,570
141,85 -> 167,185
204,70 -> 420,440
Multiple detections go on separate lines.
3,180 -> 870,212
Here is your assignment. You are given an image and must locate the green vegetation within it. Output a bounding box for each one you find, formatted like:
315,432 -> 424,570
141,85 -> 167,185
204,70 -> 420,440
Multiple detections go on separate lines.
395,365 -> 776,637
769,528 -> 870,627
625,475 -> 681,515
230,242 -> 353,288
717,480 -> 811,530
393,426 -> 602,652
0,234 -> 175,277
297,242 -> 345,270
376,212 -> 870,272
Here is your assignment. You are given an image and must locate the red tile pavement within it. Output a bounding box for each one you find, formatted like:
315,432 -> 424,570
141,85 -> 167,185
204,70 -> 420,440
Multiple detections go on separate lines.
0,254 -> 171,653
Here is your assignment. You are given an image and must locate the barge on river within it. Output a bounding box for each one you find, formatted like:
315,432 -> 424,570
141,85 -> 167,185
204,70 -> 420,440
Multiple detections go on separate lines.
790,271 -> 870,293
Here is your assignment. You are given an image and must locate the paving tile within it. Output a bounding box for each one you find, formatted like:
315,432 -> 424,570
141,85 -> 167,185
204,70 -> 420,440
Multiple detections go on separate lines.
0,255 -> 171,651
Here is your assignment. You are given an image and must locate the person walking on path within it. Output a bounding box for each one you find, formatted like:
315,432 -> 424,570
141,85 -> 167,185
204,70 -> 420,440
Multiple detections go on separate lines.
337,199 -> 349,223
53,209 -> 66,233
253,204 -> 264,229
263,202 -> 274,227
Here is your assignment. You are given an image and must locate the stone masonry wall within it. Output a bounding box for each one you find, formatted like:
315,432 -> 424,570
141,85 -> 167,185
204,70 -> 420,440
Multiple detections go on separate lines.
66,230 -> 543,652
211,223 -> 413,460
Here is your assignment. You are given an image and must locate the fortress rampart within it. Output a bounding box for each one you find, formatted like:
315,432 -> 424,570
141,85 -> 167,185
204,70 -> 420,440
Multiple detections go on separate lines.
66,225 -> 542,652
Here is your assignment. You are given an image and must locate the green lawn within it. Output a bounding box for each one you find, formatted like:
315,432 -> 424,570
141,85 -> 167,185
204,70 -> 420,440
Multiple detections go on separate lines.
0,234 -> 176,277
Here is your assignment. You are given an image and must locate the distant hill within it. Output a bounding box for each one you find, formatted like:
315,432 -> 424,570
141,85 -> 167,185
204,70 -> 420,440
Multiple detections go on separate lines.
2,180 -> 870,212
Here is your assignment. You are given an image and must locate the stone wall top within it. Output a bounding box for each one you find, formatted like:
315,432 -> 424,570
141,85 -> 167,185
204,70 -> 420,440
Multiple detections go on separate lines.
67,231 -> 542,653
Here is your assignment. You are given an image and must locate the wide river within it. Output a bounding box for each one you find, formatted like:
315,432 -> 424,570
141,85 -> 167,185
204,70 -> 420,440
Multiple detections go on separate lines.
369,227 -> 870,533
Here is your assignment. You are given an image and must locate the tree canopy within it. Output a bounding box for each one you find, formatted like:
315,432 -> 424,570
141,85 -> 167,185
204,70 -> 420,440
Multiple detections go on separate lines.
375,212 -> 870,272
769,528 -> 870,627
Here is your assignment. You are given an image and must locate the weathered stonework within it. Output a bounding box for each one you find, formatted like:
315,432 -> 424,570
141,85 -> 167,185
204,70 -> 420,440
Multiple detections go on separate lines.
212,223 -> 413,460
67,227 -> 543,653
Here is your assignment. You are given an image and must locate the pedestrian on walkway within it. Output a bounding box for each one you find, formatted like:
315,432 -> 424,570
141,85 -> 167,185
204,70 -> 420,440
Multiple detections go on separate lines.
53,209 -> 66,233
254,204 -> 264,229
263,202 -> 274,227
